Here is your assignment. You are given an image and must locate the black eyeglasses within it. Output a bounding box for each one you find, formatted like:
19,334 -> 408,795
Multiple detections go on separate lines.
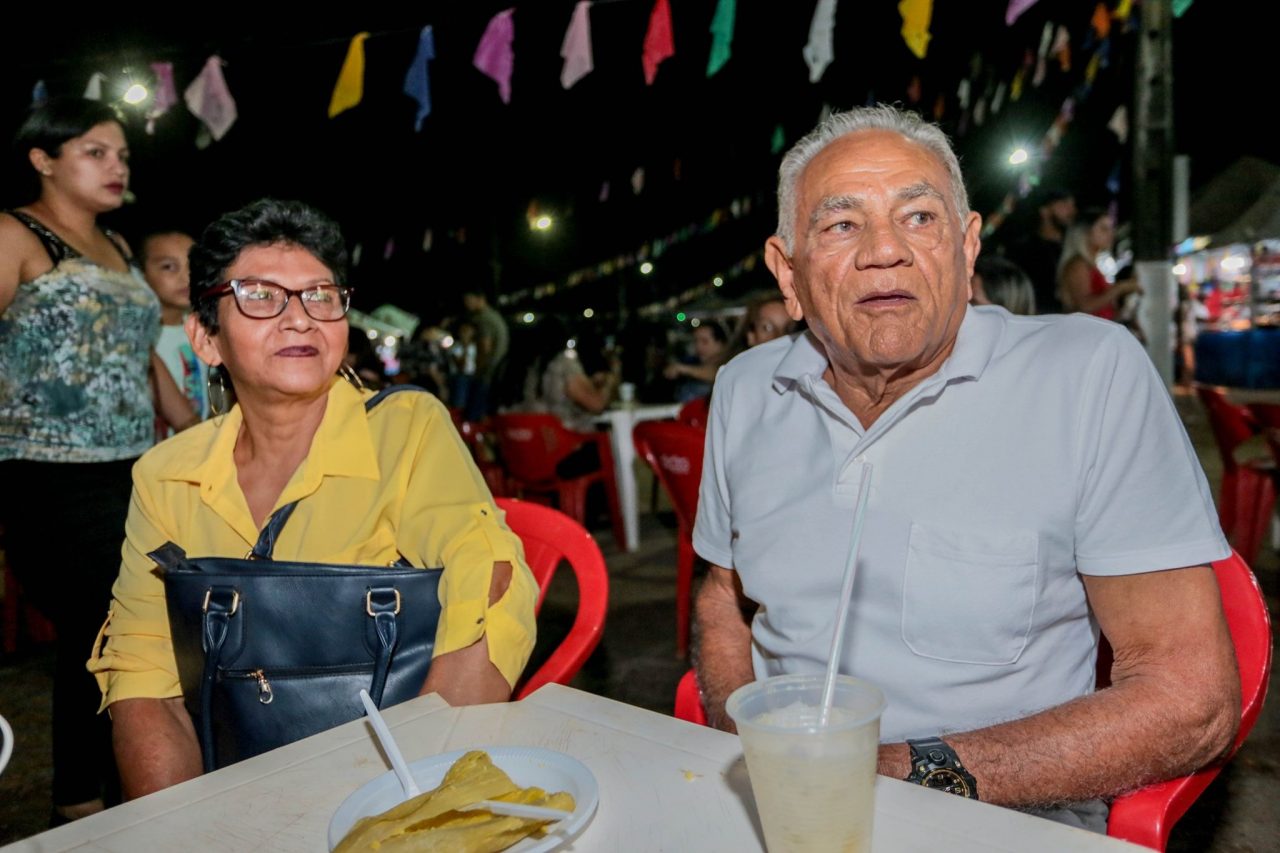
204,279 -> 354,321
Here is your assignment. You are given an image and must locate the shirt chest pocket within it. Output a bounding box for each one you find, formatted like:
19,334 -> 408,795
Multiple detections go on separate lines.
901,523 -> 1040,665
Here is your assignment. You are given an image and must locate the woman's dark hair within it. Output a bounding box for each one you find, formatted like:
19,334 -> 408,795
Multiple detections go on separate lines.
9,97 -> 123,205
190,198 -> 350,333
697,318 -> 729,345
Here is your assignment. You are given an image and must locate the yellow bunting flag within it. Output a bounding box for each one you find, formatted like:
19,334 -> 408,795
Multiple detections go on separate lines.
329,32 -> 370,119
898,0 -> 933,60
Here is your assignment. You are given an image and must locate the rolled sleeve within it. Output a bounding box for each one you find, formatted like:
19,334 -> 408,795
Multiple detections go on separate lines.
86,479 -> 184,712
398,401 -> 537,688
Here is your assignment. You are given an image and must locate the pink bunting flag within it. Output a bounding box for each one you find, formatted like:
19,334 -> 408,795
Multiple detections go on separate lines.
642,0 -> 675,85
184,56 -> 238,142
147,62 -> 178,135
1005,0 -> 1040,26
561,1 -> 594,89
474,8 -> 516,104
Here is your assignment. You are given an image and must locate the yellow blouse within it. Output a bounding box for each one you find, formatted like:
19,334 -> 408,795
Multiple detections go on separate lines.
89,379 -> 537,709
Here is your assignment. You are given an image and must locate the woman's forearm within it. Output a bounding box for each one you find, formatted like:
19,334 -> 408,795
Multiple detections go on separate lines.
112,696 -> 203,799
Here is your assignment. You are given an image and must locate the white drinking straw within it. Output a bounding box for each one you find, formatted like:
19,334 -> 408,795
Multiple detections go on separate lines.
819,461 -> 874,726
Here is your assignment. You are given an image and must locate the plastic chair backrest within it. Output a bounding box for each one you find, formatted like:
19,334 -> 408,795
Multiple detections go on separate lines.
1106,549 -> 1272,850
677,396 -> 711,430
674,669 -> 708,726
1196,384 -> 1257,471
1247,402 -> 1280,461
633,421 -> 706,534
492,414 -> 588,485
498,498 -> 609,700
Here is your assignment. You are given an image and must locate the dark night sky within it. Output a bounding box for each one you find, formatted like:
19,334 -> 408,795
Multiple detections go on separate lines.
1,1 -> 1275,324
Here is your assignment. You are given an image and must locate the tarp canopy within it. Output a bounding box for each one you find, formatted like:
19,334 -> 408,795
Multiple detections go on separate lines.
1188,157 -> 1280,247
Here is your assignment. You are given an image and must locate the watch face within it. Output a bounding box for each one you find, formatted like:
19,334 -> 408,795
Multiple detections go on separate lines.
921,768 -> 974,798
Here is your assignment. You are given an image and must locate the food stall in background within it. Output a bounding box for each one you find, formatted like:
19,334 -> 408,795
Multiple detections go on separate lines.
1179,239 -> 1280,388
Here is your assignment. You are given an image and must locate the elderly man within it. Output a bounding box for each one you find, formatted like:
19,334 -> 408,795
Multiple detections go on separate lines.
692,105 -> 1238,831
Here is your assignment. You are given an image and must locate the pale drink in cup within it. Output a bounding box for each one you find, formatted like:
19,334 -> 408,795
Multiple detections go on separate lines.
726,673 -> 885,853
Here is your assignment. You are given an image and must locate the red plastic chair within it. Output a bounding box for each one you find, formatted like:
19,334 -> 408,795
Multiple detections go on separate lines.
1196,385 -> 1274,565
1106,550 -> 1272,849
677,396 -> 711,430
633,421 -> 706,657
674,668 -> 708,725
2,531 -> 57,656
491,413 -> 625,548
675,551 -> 1271,851
499,498 -> 609,701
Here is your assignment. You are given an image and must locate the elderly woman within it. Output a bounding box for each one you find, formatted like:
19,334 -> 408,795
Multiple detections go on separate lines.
88,199 -> 537,800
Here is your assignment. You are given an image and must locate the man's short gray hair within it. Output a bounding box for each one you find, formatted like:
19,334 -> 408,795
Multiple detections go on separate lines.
775,104 -> 970,252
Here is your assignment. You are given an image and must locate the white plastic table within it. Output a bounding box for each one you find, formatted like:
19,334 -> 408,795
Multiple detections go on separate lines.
3,685 -> 1145,852
594,402 -> 682,552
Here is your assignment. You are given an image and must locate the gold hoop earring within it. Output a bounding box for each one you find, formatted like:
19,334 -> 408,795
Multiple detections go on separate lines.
338,362 -> 367,391
208,366 -> 232,416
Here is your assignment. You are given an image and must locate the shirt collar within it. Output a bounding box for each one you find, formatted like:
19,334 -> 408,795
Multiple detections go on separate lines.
156,377 -> 382,492
771,306 -> 1001,393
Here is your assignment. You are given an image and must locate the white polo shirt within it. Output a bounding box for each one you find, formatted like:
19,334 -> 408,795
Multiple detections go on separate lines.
694,306 -> 1228,743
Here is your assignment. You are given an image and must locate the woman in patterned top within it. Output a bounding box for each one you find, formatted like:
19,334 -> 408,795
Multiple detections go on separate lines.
0,97 -> 196,824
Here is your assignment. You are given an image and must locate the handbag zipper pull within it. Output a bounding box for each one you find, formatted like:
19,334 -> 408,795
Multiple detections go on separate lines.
251,669 -> 274,705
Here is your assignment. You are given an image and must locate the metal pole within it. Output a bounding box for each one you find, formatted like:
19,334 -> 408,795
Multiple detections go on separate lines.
1133,0 -> 1176,388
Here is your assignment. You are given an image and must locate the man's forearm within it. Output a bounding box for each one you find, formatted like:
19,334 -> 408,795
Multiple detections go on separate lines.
880,566 -> 1239,808
878,669 -> 1237,807
692,569 -> 756,732
112,697 -> 203,800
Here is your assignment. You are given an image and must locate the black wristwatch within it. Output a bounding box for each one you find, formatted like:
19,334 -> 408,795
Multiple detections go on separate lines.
905,737 -> 979,800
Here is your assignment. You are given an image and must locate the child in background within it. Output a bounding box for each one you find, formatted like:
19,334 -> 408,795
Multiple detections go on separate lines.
141,231 -> 207,431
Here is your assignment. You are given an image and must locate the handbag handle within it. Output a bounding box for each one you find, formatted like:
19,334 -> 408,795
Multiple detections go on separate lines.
199,586 -> 240,773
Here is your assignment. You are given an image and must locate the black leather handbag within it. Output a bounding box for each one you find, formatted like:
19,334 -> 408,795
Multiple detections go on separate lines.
157,386 -> 443,771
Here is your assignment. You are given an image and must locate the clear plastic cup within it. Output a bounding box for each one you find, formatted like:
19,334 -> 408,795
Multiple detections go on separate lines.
726,674 -> 886,853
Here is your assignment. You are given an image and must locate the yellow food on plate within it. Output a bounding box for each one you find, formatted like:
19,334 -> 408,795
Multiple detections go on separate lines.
335,750 -> 575,852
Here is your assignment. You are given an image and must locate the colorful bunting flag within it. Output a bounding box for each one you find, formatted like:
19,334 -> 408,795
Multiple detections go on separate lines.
631,167 -> 645,195
1114,0 -> 1134,22
1033,22 -> 1053,87
329,33 -> 369,118
706,0 -> 736,77
185,57 -> 238,142
898,0 -> 933,60
1005,0 -> 1040,26
1091,3 -> 1111,39
956,78 -> 971,109
906,75 -> 922,104
84,72 -> 107,101
147,62 -> 177,135
31,80 -> 48,108
561,1 -> 594,89
643,0 -> 675,85
475,8 -> 516,103
993,80 -> 1008,111
1052,25 -> 1071,71
404,26 -> 436,130
803,0 -> 838,83
771,124 -> 786,155
1107,105 -> 1129,144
